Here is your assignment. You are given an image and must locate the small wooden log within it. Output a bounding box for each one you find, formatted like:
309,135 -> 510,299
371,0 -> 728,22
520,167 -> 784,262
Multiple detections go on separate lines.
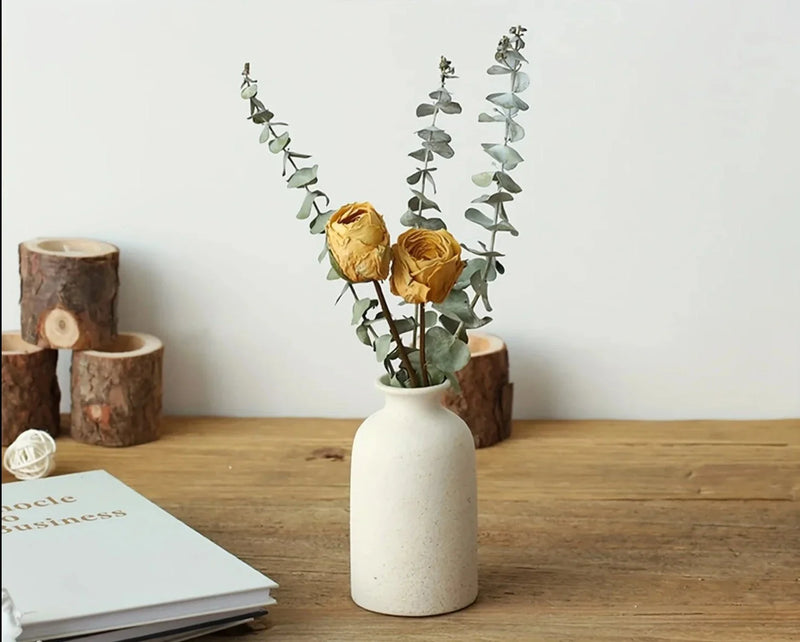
19,238 -> 119,350
443,333 -> 513,448
1,332 -> 60,446
70,332 -> 163,447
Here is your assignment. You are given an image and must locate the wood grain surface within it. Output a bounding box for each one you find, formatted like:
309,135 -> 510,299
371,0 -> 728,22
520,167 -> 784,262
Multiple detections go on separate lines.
3,417 -> 798,641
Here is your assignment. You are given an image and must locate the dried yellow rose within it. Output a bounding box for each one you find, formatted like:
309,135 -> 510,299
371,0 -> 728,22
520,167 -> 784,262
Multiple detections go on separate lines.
390,228 -> 465,304
325,202 -> 391,282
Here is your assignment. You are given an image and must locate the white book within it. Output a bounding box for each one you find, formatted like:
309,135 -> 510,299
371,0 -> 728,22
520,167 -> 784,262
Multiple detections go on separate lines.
1,470 -> 278,641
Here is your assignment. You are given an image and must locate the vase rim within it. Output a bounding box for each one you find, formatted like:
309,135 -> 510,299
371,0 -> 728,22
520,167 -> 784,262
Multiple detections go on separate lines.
375,375 -> 450,395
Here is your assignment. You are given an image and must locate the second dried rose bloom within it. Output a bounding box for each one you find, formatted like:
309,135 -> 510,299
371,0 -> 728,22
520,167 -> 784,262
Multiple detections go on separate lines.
325,202 -> 392,282
390,228 -> 465,304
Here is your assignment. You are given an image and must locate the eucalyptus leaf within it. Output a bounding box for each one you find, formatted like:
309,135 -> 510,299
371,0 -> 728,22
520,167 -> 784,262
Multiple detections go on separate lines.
416,103 -> 436,117
287,164 -> 319,188
334,281 -> 349,304
471,171 -> 495,187
461,243 -> 505,259
318,237 -> 330,263
241,85 -> 258,99
508,120 -> 525,143
422,168 -> 438,194
375,334 -> 393,362
487,64 -> 512,75
433,289 -> 491,329
400,209 -> 424,227
439,101 -> 462,114
473,192 -> 514,206
297,189 -> 328,220
492,220 -> 519,236
496,172 -> 522,193
328,251 -> 345,280
470,270 -> 492,312
258,125 -> 271,144
429,88 -> 451,102
440,315 -> 468,344
419,216 -> 446,230
355,324 -> 371,346
250,110 -> 274,124
478,112 -> 504,123
426,366 -> 446,386
429,141 -> 454,159
425,310 -> 438,328
425,326 -> 470,373
327,266 -> 340,281
495,260 -> 505,275
409,148 -> 434,163
352,298 -> 375,325
486,92 -> 529,111
417,126 -> 452,143
309,209 -> 333,234
482,144 -> 524,170
408,190 -> 440,212
465,207 -> 496,230
444,371 -> 462,394
395,317 -> 417,334
503,49 -> 528,66
269,132 -> 290,153
288,151 -> 312,159
406,170 -> 422,185
513,71 -> 531,92
455,258 -> 493,290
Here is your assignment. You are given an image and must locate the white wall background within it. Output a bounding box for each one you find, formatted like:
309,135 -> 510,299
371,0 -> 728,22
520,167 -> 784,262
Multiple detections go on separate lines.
2,0 -> 798,420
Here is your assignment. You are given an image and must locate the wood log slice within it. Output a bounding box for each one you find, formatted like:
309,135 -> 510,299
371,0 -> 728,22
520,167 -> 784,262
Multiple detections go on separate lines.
70,332 -> 163,447
2,331 -> 60,446
443,333 -> 513,448
19,238 -> 119,350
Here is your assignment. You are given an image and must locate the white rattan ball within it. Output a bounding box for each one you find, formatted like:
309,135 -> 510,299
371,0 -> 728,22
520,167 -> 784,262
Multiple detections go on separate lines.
3,429 -> 57,480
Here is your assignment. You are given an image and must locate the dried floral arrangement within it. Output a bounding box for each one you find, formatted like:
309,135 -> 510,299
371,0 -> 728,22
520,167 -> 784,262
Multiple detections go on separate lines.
239,26 -> 529,389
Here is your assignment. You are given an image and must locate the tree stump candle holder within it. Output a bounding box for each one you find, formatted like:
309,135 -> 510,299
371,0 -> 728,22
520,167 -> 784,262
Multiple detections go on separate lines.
443,333 -> 513,448
1,332 -> 61,446
70,332 -> 164,447
19,238 -> 119,350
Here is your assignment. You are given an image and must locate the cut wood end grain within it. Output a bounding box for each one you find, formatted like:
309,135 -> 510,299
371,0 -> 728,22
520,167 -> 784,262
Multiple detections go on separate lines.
23,237 -> 118,258
81,332 -> 163,359
2,331 -> 43,355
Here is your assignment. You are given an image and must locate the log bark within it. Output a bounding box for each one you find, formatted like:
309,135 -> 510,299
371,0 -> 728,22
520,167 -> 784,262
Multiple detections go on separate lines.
70,333 -> 163,447
19,238 -> 119,350
443,333 -> 513,448
2,332 -> 60,446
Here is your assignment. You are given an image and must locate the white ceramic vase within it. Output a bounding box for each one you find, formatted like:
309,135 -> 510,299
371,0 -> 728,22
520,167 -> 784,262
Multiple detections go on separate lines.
350,378 -> 478,616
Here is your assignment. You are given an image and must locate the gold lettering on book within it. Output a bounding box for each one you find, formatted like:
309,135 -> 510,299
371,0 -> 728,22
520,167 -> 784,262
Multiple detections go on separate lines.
1,494 -> 128,534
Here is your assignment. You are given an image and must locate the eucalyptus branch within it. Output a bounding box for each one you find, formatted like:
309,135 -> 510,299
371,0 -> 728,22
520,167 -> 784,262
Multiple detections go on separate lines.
374,282 -> 419,387
448,25 -> 529,339
402,56 -> 461,231
240,64 -> 395,380
413,57 -> 455,219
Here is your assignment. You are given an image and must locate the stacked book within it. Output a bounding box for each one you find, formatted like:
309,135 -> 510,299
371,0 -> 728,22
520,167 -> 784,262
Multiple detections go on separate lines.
1,470 -> 278,641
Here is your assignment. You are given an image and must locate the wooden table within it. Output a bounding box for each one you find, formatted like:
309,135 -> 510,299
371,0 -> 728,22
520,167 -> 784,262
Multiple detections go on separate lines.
4,418 -> 799,640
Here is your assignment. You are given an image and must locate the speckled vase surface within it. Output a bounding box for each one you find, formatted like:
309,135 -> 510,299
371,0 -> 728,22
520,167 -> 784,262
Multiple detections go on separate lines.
350,378 -> 478,616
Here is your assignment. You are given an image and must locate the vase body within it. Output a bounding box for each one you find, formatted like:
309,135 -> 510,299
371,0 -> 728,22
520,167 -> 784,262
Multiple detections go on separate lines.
350,379 -> 478,616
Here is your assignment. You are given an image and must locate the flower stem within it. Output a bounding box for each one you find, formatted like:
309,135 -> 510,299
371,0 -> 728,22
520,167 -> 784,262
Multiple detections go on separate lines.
419,303 -> 430,386
373,281 -> 419,388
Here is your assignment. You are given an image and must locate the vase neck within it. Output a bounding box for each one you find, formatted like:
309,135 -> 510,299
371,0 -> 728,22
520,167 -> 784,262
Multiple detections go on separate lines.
378,381 -> 448,412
